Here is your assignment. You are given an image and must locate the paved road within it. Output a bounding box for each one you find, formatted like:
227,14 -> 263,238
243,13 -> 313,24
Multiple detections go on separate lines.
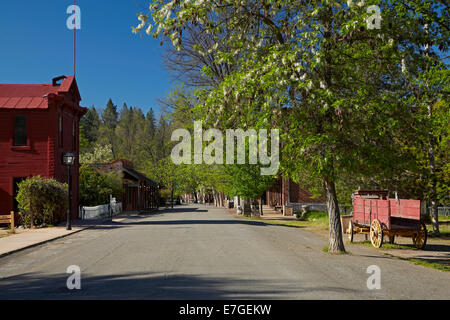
0,205 -> 449,299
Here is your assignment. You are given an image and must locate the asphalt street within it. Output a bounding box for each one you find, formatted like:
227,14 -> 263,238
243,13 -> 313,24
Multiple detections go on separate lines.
0,204 -> 449,299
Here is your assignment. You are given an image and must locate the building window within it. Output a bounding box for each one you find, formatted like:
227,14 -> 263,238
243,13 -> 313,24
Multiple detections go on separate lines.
59,115 -> 63,147
13,115 -> 27,146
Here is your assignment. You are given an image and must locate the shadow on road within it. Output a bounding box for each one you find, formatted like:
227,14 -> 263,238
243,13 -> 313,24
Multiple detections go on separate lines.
119,220 -> 270,227
0,271 -> 363,299
84,206 -> 276,229
155,206 -> 209,214
351,241 -> 450,267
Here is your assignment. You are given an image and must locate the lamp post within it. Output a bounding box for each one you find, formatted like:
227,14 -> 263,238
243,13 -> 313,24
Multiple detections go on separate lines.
62,152 -> 75,230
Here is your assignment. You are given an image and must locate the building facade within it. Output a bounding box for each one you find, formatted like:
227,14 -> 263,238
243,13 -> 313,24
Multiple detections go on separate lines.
0,76 -> 86,220
265,176 -> 325,214
86,159 -> 158,212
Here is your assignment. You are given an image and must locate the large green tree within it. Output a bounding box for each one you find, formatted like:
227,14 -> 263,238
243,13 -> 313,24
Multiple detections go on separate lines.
386,0 -> 449,234
134,0 -> 449,252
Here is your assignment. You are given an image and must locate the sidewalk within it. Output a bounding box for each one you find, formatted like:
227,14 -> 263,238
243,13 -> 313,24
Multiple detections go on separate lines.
0,216 -> 129,258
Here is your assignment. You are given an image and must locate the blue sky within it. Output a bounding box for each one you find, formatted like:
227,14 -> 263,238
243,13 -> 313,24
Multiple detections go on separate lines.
0,0 -> 171,116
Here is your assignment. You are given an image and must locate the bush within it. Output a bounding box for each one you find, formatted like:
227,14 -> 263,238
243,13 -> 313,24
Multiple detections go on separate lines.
79,165 -> 123,206
16,176 -> 68,227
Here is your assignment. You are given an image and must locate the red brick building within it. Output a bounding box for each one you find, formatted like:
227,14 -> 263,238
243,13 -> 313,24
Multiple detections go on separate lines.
0,76 -> 87,220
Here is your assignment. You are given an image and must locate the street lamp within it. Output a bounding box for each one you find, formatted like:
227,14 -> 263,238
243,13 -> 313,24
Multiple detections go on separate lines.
62,152 -> 75,230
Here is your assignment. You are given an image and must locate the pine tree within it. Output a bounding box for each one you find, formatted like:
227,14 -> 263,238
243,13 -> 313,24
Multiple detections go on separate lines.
146,108 -> 156,139
80,106 -> 101,147
100,98 -> 119,159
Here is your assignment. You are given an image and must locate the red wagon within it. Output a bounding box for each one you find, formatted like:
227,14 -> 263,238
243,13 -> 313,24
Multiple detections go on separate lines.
345,190 -> 427,249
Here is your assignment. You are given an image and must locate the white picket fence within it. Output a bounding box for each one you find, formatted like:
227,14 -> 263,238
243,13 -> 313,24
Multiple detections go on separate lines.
79,202 -> 122,220
287,202 -> 327,213
435,206 -> 450,217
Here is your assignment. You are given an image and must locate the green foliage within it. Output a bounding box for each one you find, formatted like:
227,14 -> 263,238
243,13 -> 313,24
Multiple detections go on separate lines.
79,143 -> 114,164
80,106 -> 101,151
79,97 -> 169,170
79,125 -> 90,152
223,163 -> 274,200
79,165 -> 123,206
16,176 -> 68,226
134,0 -> 449,252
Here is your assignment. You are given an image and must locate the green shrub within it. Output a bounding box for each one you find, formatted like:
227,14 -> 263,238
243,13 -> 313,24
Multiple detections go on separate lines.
79,165 -> 123,206
16,176 -> 68,226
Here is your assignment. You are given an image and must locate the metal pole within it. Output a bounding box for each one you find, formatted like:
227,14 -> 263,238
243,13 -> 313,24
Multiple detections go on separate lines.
67,165 -> 72,230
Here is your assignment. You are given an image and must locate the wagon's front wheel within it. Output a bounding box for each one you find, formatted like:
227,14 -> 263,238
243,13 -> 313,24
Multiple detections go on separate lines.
412,222 -> 427,249
370,219 -> 383,248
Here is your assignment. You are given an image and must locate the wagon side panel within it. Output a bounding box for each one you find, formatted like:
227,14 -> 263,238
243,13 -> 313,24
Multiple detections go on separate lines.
399,200 -> 421,220
374,199 -> 391,229
353,198 -> 367,225
389,200 -> 400,218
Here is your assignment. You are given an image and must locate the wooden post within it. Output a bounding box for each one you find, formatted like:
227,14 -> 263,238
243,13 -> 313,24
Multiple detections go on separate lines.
10,211 -> 15,234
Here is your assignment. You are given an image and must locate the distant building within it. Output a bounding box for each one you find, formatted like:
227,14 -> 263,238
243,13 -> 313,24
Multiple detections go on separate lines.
86,159 -> 158,212
265,176 -> 325,215
0,76 -> 86,219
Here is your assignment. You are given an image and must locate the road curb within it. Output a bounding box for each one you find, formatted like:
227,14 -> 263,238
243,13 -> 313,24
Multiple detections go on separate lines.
0,226 -> 93,259
0,214 -> 136,259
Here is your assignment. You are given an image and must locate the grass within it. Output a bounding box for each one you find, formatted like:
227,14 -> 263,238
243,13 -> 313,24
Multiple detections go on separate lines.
353,240 -> 419,250
237,210 -> 330,231
381,252 -> 450,273
354,241 -> 450,272
426,221 -> 450,238
408,259 -> 450,272
322,245 -> 348,254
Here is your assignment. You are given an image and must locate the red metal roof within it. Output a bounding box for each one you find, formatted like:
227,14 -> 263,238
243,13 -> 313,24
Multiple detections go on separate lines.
0,76 -> 80,109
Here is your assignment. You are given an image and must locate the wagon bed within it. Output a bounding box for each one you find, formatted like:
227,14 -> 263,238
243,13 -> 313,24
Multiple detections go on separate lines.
345,190 -> 427,249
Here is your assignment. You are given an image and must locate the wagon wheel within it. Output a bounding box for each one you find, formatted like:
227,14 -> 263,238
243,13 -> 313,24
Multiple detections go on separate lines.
370,219 -> 383,248
412,222 -> 427,249
348,220 -> 354,243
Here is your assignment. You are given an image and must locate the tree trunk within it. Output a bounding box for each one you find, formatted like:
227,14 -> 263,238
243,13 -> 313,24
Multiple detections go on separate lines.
242,198 -> 252,216
171,187 -> 174,209
422,25 -> 439,235
323,176 -> 345,253
259,197 -> 263,216
428,104 -> 440,235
